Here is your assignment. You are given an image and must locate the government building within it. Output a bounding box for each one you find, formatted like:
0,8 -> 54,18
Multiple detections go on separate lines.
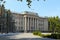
0,5 -> 48,33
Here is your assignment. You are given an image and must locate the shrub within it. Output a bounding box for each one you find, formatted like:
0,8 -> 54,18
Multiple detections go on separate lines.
50,33 -> 60,39
37,32 -> 41,36
33,31 -> 42,36
42,34 -> 51,38
42,33 -> 60,39
33,31 -> 38,35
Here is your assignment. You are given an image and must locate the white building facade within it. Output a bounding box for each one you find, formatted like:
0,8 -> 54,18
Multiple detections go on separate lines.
12,11 -> 48,32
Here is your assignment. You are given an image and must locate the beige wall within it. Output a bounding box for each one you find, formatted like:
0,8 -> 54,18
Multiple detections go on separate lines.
43,19 -> 48,31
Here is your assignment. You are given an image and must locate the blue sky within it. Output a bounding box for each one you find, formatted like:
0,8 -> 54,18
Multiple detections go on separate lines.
4,0 -> 60,17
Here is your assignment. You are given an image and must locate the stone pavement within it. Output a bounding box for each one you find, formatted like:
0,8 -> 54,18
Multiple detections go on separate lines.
0,33 -> 57,40
7,33 -> 41,39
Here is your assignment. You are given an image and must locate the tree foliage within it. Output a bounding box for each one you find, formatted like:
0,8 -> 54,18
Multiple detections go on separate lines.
0,0 -> 6,4
48,16 -> 60,33
17,0 -> 46,8
0,0 -> 46,8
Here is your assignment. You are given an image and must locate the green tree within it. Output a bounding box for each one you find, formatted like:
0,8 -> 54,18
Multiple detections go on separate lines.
48,16 -> 60,33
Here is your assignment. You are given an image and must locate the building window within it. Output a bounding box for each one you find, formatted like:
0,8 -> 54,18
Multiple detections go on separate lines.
39,23 -> 43,26
5,13 -> 7,17
31,26 -> 34,30
19,27 -> 20,30
21,27 -> 23,29
20,21 -> 23,25
15,21 -> 17,24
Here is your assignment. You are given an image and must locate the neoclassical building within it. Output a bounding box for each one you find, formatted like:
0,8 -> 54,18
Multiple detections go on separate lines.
0,5 -> 48,33
12,11 -> 48,32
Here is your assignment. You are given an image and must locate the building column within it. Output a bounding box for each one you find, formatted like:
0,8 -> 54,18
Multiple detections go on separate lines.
34,18 -> 35,31
37,19 -> 38,30
24,17 -> 27,33
28,17 -> 29,31
30,17 -> 31,32
23,17 -> 24,32
28,17 -> 30,32
35,18 -> 36,30
33,18 -> 34,31
36,19 -> 37,30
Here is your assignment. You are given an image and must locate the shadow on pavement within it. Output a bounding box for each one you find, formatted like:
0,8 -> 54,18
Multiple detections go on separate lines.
0,38 -> 57,40
0,33 -> 23,37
